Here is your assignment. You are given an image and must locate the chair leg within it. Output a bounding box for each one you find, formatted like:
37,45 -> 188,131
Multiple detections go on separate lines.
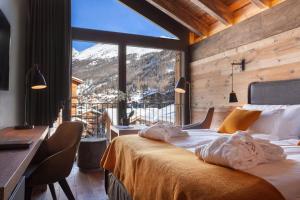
48,183 -> 57,200
58,179 -> 75,200
25,186 -> 32,200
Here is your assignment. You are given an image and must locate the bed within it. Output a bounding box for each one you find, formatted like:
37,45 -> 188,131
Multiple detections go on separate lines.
102,79 -> 300,200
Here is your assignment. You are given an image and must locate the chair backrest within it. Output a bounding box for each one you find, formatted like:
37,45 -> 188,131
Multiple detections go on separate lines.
182,107 -> 214,130
202,107 -> 214,129
46,121 -> 83,155
27,121 -> 84,185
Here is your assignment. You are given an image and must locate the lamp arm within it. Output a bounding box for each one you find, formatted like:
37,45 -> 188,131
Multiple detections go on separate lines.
185,81 -> 191,124
24,65 -> 38,126
25,65 -> 37,85
231,64 -> 234,92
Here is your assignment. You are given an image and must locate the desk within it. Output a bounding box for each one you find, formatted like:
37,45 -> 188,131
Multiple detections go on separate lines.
110,125 -> 146,142
0,126 -> 48,200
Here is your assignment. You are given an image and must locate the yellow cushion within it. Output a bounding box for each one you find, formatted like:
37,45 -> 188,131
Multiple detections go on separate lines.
218,108 -> 262,134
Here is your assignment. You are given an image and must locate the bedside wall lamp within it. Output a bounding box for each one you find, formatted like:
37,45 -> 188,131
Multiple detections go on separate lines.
232,59 -> 246,71
229,59 -> 246,103
175,77 -> 191,124
175,77 -> 189,94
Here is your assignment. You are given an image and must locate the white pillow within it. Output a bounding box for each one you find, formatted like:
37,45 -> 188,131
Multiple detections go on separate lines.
247,109 -> 284,135
272,105 -> 300,140
243,104 -> 287,111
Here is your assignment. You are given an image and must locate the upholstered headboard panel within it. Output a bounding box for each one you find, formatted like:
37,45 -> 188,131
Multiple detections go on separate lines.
248,79 -> 300,105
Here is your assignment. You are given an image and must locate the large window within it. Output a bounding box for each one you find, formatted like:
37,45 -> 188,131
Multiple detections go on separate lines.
71,0 -> 186,137
72,41 -> 119,100
72,41 -> 119,135
126,46 -> 180,124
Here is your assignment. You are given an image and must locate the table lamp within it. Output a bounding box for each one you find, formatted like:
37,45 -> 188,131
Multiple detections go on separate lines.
15,64 -> 47,129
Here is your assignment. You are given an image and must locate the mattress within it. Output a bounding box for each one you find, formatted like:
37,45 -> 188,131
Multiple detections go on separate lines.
168,129 -> 300,200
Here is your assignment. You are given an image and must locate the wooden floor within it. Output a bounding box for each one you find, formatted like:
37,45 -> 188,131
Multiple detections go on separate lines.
31,164 -> 108,200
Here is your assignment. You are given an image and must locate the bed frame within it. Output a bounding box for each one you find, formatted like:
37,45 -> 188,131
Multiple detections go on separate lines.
106,79 -> 300,200
248,79 -> 300,105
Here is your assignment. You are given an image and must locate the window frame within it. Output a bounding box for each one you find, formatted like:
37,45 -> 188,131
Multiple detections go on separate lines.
71,0 -> 191,124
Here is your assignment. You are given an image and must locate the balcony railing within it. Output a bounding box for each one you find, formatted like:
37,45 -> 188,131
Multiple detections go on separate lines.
71,102 -> 183,137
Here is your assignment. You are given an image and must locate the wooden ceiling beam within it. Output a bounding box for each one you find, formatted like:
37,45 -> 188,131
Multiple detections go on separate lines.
250,0 -> 272,8
144,0 -> 209,36
228,0 -> 250,12
119,0 -> 190,41
190,0 -> 233,25
72,28 -> 186,50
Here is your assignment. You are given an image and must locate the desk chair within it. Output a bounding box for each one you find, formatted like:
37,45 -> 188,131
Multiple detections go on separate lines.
25,121 -> 83,200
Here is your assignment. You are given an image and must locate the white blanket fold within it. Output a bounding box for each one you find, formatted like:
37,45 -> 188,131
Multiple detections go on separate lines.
195,132 -> 286,170
138,123 -> 187,142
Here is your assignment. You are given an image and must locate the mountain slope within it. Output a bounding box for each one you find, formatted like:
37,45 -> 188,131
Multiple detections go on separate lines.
72,44 -> 178,103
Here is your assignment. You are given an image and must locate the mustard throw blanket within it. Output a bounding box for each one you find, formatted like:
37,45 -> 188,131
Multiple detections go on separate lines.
100,135 -> 284,200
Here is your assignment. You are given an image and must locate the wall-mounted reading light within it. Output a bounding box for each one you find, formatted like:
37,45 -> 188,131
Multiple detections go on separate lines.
175,77 -> 191,124
232,59 -> 246,71
228,59 -> 246,103
229,63 -> 238,103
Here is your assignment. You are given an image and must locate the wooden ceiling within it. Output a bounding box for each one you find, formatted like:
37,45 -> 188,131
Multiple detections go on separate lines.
142,0 -> 286,43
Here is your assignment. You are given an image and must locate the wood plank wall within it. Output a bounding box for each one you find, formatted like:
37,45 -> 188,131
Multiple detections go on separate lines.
190,0 -> 300,128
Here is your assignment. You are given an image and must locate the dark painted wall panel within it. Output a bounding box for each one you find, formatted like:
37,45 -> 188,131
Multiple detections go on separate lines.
0,0 -> 27,128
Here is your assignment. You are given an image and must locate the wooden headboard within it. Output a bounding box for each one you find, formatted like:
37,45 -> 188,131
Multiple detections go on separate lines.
248,79 -> 300,105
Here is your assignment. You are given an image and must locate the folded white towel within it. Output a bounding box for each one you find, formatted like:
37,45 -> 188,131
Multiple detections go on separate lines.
138,123 -> 187,142
195,132 -> 286,170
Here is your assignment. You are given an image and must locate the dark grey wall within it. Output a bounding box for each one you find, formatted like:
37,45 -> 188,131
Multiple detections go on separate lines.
0,0 -> 26,128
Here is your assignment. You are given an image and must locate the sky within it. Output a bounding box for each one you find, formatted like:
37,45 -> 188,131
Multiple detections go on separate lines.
72,0 -> 176,52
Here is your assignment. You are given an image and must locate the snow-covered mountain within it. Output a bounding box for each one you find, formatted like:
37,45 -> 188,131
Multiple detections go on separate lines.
73,43 -> 162,61
72,43 -> 178,103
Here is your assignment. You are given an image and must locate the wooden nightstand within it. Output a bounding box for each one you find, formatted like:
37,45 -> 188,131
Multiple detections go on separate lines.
109,125 -> 147,142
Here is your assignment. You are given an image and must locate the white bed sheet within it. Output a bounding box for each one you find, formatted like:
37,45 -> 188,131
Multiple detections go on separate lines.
168,129 -> 300,200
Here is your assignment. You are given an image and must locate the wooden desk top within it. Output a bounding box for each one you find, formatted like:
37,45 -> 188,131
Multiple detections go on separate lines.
0,126 -> 48,200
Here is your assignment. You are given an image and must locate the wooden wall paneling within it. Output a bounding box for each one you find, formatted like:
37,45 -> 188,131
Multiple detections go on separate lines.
190,0 -> 300,61
190,22 -> 300,127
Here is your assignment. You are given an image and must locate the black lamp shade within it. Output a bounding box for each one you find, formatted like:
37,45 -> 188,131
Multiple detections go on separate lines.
229,91 -> 238,103
175,77 -> 186,93
31,68 -> 47,90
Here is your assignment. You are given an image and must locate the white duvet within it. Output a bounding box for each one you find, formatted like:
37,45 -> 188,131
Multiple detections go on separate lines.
167,129 -> 300,200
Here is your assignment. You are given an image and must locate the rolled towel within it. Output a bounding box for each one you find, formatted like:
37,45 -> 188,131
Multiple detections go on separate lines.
138,123 -> 187,142
195,132 -> 286,170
